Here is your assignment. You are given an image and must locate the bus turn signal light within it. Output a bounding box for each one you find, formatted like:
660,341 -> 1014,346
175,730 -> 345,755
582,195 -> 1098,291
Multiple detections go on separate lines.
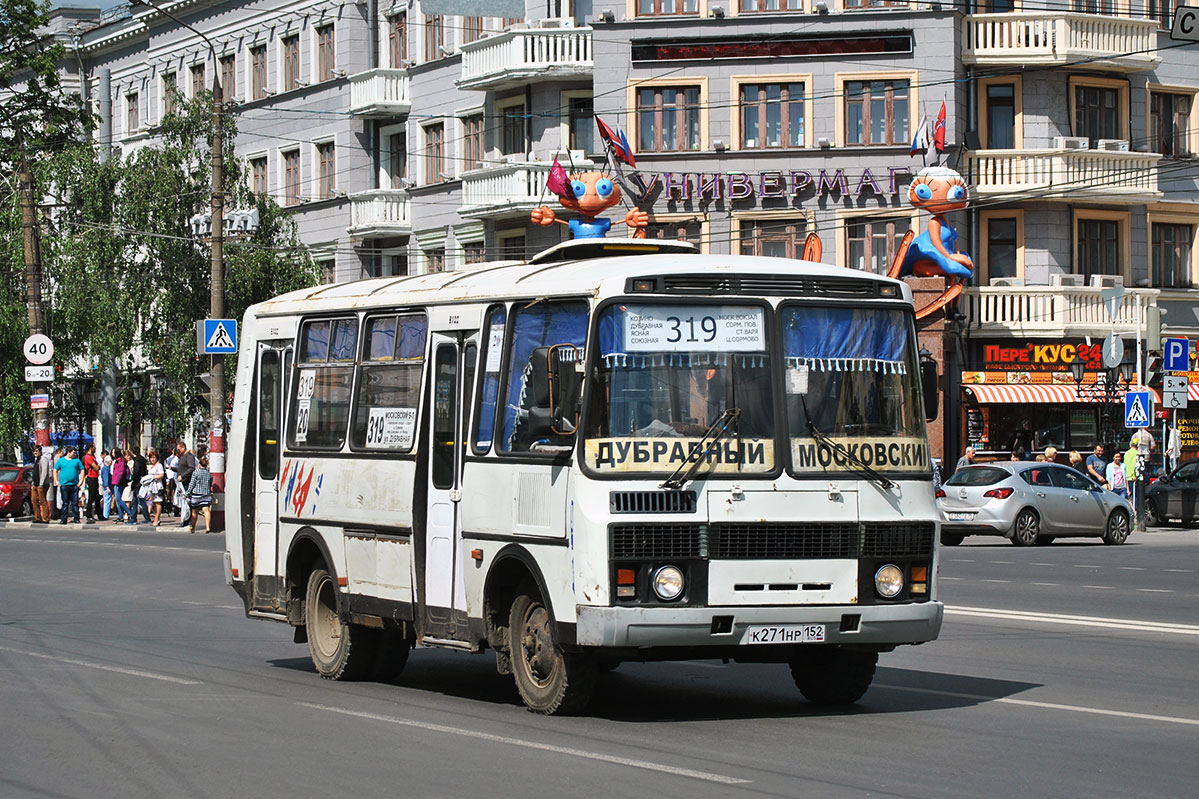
910,565 -> 928,582
617,569 -> 636,585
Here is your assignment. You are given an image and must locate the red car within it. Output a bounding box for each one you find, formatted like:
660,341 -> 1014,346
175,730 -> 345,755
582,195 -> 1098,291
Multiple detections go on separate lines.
0,466 -> 34,518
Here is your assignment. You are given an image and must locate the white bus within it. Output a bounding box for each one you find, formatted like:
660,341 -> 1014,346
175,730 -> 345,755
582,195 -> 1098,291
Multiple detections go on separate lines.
224,239 -> 943,715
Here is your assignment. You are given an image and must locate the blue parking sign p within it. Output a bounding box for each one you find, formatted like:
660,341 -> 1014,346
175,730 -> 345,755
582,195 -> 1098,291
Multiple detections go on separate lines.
1163,337 -> 1190,372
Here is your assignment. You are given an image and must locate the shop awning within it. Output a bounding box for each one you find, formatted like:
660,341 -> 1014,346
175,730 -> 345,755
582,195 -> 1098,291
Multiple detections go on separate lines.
964,384 -> 1162,404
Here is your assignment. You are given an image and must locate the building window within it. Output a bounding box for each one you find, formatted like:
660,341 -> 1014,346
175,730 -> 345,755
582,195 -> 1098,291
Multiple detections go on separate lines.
316,25 -> 335,82
283,149 -> 300,205
500,101 -> 526,156
425,15 -> 445,61
499,233 -> 526,260
646,219 -> 703,246
1151,222 -> 1194,288
251,45 -> 267,100
1076,217 -> 1122,282
220,55 -> 236,99
847,216 -> 908,274
1149,0 -> 1177,28
125,93 -> 139,133
320,259 -> 336,283
317,142 -> 336,199
463,115 -> 484,170
985,83 -> 1017,149
387,132 -> 407,188
845,80 -> 909,146
740,0 -> 803,10
283,34 -> 300,91
637,0 -> 698,15
462,16 -> 484,44
568,95 -> 594,154
740,83 -> 805,149
389,13 -> 408,67
1150,91 -> 1192,158
163,72 -> 178,116
425,123 -> 445,184
464,241 -> 486,264
250,157 -> 268,196
1074,84 -> 1120,144
191,64 -> 206,98
739,218 -> 808,259
637,86 -> 701,152
426,248 -> 446,273
845,0 -> 909,6
1072,0 -> 1117,13
985,215 -> 1020,282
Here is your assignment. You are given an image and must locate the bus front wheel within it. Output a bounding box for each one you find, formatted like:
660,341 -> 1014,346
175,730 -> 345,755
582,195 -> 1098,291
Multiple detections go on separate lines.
789,647 -> 877,705
509,589 -> 596,715
305,567 -> 378,681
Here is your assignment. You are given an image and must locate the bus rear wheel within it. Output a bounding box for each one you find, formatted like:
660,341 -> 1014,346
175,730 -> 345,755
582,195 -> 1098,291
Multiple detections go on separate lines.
789,647 -> 877,705
305,567 -> 378,681
509,589 -> 596,715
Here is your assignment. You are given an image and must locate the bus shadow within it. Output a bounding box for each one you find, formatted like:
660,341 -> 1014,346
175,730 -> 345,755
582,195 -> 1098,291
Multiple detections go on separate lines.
271,654 -> 1038,721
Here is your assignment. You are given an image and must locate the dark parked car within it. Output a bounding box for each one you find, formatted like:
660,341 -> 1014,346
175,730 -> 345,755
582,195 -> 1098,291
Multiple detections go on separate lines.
0,466 -> 33,518
1145,459 -> 1199,527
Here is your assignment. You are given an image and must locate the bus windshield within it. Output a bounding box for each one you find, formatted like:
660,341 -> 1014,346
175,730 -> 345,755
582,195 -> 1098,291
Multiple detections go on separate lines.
583,302 -> 775,475
781,304 -> 928,477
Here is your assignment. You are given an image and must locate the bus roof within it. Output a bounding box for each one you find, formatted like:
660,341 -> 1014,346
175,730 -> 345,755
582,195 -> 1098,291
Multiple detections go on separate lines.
252,241 -> 911,318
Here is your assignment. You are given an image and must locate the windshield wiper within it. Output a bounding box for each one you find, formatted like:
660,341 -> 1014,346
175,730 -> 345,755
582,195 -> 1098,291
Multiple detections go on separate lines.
660,407 -> 741,491
799,396 -> 894,491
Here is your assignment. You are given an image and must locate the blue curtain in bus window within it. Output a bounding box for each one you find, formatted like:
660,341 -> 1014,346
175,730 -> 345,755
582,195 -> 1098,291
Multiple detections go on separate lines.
397,316 -> 427,360
500,301 -> 588,451
781,307 -> 907,373
302,320 -> 330,362
330,319 -> 358,361
475,305 -> 506,450
367,317 -> 397,360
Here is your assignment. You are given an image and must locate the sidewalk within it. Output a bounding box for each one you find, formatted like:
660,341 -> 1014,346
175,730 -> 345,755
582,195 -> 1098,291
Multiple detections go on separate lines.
1,514 -> 217,534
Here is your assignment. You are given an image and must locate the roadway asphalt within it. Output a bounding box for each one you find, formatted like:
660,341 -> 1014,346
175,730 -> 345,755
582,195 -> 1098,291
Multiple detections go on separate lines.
0,521 -> 1194,798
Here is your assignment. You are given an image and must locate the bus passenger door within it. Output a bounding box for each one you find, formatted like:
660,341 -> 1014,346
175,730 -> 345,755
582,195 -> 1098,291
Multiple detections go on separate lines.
422,334 -> 477,640
251,343 -> 290,612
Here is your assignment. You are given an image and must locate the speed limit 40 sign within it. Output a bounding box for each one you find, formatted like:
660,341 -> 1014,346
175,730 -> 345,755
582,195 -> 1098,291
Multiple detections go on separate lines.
24,334 -> 54,365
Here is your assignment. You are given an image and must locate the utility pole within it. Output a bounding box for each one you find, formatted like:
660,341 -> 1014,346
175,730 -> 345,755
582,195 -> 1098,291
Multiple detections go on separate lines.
20,154 -> 52,449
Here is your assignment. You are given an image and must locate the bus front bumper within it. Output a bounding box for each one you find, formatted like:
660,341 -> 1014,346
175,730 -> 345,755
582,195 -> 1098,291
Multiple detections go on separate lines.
574,601 -> 943,648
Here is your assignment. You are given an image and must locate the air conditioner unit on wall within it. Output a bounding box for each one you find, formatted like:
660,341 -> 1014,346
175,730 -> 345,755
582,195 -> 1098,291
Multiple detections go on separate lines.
1050,273 -> 1085,287
1096,139 -> 1130,152
990,277 -> 1025,287
1054,136 -> 1090,150
1090,274 -> 1124,288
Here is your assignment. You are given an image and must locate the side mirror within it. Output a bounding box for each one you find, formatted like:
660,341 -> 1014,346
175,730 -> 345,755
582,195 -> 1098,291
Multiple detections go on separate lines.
548,344 -> 583,435
920,358 -> 939,422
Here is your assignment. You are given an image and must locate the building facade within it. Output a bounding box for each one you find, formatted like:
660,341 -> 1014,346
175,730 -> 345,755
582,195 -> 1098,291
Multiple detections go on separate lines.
51,0 -> 1199,463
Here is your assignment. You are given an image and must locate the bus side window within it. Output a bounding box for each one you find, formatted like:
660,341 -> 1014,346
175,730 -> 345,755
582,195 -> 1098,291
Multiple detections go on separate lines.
473,304 -> 506,453
259,350 -> 281,479
351,313 -> 427,451
499,300 -> 588,453
288,317 -> 358,450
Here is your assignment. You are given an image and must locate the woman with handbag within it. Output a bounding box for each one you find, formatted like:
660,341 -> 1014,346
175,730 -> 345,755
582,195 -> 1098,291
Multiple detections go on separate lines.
185,455 -> 214,533
143,449 -> 166,526
112,449 -> 132,522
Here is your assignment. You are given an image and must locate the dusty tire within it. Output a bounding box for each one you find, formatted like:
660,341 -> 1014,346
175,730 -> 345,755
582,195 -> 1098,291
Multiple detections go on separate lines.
370,630 -> 411,682
790,648 -> 878,705
305,567 -> 378,680
510,589 -> 596,715
1145,498 -> 1164,527
1035,535 -> 1055,546
1011,509 -> 1040,546
1102,509 -> 1131,545
939,531 -> 965,547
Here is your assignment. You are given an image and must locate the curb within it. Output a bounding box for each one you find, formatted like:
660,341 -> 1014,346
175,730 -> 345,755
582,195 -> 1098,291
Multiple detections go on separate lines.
0,517 -> 217,534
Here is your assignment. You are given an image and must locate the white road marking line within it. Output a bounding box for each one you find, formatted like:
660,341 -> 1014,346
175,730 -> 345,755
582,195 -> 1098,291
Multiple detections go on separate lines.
875,684 -> 1199,728
1030,563 -> 1053,567
940,576 -> 964,581
1030,582 -> 1060,587
946,606 -> 1199,636
982,579 -> 1011,583
993,560 -> 1015,565
1136,588 -> 1174,594
1118,567 -> 1147,571
299,703 -> 750,785
0,538 -> 202,553
0,645 -> 201,685
951,559 -> 975,563
1082,585 -> 1114,590
1163,569 -> 1193,573
1071,564 -> 1100,568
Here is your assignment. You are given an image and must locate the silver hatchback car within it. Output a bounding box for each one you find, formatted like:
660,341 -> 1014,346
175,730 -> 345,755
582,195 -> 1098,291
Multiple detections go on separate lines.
937,462 -> 1133,546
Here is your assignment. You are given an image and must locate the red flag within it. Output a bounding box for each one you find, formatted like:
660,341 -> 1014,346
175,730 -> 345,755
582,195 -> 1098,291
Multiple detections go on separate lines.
595,115 -> 636,167
933,101 -> 947,153
546,158 -> 570,198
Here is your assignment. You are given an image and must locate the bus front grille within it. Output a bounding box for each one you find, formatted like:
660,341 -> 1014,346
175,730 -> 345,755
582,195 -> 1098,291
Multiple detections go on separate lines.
610,524 -> 702,559
862,522 -> 935,558
710,523 -> 859,559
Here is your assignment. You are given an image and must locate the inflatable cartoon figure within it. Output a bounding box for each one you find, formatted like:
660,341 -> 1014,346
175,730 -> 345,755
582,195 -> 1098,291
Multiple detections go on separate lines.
888,165 -> 974,319
531,171 -> 649,239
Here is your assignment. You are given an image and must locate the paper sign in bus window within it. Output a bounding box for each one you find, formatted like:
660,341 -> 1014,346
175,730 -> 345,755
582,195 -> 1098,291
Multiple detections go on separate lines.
621,305 -> 765,353
366,407 -> 417,449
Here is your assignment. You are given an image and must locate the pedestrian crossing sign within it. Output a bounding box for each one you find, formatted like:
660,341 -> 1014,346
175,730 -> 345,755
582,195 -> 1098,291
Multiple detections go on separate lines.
197,319 -> 238,354
1124,390 -> 1151,429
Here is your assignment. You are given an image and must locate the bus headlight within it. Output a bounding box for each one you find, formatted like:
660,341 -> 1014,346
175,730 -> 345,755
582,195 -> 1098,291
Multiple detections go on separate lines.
652,565 -> 685,601
874,564 -> 904,598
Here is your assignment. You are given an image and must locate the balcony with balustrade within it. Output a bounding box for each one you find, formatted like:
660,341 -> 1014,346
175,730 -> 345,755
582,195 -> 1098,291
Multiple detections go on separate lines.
962,149 -> 1162,205
962,13 -> 1161,72
457,25 -> 593,92
460,159 -> 595,219
961,283 -> 1159,337
348,68 -> 410,117
347,189 -> 410,237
